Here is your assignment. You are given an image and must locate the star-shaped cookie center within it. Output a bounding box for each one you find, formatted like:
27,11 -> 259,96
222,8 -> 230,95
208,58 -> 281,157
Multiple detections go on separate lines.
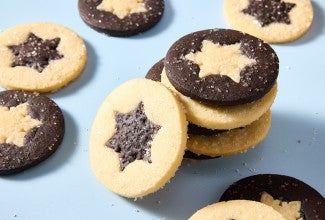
8,33 -> 63,73
97,0 -> 147,19
242,0 -> 296,27
0,103 -> 42,147
261,192 -> 302,220
185,40 -> 256,83
106,102 -> 161,171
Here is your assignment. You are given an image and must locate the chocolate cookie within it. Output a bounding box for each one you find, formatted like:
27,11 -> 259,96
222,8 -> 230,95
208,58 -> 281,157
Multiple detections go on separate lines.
224,0 -> 314,43
0,90 -> 64,175
165,29 -> 279,105
220,174 -> 325,220
90,79 -> 187,198
146,58 -> 165,81
0,22 -> 87,93
78,0 -> 164,36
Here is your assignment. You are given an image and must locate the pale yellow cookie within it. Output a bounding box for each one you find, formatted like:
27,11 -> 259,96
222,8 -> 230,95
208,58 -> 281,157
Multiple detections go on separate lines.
187,110 -> 271,157
0,22 -> 87,92
189,200 -> 286,220
224,0 -> 313,43
161,69 -> 277,130
89,79 -> 187,198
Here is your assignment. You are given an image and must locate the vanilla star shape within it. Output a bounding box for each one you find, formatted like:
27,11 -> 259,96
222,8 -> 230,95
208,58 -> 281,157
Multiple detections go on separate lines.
0,103 -> 42,147
185,40 -> 256,83
106,102 -> 161,171
97,0 -> 147,19
261,192 -> 302,220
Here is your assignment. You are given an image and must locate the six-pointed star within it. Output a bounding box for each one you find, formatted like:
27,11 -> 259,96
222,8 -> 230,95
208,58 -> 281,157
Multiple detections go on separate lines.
185,40 -> 256,83
107,102 -> 161,170
8,33 -> 63,73
242,0 -> 296,27
0,103 -> 42,147
97,0 -> 147,19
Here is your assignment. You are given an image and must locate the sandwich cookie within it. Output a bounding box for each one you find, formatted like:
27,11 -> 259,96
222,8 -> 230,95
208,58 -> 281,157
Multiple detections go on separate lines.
0,22 -> 87,93
224,0 -> 313,43
89,79 -> 187,198
78,0 -> 164,36
0,90 -> 64,174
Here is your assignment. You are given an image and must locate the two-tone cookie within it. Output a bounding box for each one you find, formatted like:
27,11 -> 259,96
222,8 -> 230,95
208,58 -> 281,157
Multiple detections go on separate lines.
89,79 -> 187,198
165,29 -> 278,106
0,22 -> 87,93
78,0 -> 164,36
188,200 -> 286,220
0,90 -> 65,175
220,174 -> 325,220
224,0 -> 314,43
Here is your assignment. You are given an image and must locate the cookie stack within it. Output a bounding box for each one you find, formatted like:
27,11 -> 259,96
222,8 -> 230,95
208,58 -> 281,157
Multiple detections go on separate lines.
147,29 -> 279,158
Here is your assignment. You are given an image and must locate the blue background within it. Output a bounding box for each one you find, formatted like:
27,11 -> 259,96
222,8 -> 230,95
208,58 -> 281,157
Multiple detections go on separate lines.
0,0 -> 324,219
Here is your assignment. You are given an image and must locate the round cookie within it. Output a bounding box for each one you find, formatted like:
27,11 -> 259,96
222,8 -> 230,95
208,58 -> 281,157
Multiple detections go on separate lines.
78,0 -> 164,36
187,110 -> 271,157
0,90 -> 64,175
224,0 -> 313,43
165,29 -> 279,105
189,200 -> 286,220
89,79 -> 187,198
220,174 -> 325,220
0,22 -> 87,93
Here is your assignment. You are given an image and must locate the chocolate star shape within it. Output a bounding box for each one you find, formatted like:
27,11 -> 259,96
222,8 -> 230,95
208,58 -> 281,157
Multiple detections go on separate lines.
8,33 -> 63,72
106,102 -> 161,171
242,0 -> 296,27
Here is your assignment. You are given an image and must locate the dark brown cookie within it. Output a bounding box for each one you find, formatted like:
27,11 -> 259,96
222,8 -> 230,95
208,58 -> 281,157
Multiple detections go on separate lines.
78,0 -> 164,36
146,58 -> 165,81
165,29 -> 279,105
220,174 -> 325,220
0,90 -> 64,175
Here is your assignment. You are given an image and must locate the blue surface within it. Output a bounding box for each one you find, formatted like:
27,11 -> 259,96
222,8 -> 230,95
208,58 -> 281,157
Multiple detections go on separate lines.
0,0 -> 324,219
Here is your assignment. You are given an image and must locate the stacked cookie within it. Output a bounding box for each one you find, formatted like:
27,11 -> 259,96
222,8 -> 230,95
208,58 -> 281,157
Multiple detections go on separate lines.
90,79 -> 188,198
147,29 -> 279,158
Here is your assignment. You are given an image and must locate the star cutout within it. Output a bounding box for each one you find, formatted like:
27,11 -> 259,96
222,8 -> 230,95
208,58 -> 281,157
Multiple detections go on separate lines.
97,0 -> 147,19
106,102 -> 161,171
185,40 -> 256,83
242,0 -> 296,27
0,103 -> 42,147
8,33 -> 63,73
261,192 -> 302,220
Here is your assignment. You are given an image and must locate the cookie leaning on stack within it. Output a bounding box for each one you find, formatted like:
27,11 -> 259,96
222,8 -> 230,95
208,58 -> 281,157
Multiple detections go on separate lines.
90,79 -> 187,198
146,29 -> 279,157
